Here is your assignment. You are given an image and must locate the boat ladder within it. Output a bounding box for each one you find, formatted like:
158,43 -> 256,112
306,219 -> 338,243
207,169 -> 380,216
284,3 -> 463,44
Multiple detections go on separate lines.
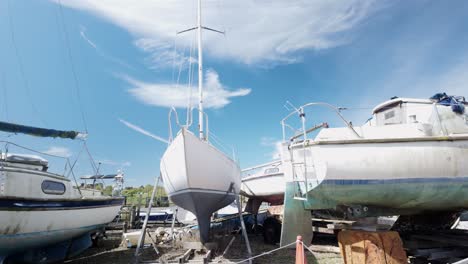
292,160 -> 308,201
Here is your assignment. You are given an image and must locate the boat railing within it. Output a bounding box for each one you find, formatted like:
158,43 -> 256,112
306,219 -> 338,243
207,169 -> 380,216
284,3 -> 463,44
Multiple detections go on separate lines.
281,102 -> 361,143
280,102 -> 360,201
208,130 -> 239,163
168,107 -> 183,143
168,107 -> 210,143
241,160 -> 281,178
167,107 -> 239,162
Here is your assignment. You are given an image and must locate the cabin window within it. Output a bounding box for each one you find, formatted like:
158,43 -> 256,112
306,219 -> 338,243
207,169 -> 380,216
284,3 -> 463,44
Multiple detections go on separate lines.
42,180 -> 66,195
264,168 -> 279,174
375,105 -> 404,125
384,111 -> 395,120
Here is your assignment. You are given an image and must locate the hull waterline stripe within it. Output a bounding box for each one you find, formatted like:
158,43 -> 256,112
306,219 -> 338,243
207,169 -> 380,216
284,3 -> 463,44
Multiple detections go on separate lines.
319,176 -> 468,185
0,224 -> 104,239
169,188 -> 237,197
0,197 -> 124,211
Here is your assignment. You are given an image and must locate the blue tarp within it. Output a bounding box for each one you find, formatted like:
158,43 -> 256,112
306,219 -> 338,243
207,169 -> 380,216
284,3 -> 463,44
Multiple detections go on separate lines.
430,93 -> 466,114
0,121 -> 82,140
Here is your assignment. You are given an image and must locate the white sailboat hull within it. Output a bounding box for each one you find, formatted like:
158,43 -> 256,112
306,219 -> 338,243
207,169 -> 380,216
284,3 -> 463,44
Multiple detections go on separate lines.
160,129 -> 240,243
0,165 -> 124,260
241,173 -> 285,205
291,137 -> 468,211
0,205 -> 121,254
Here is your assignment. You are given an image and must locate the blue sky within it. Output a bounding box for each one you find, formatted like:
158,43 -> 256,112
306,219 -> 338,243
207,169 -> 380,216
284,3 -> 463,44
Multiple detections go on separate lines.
1,0 -> 468,186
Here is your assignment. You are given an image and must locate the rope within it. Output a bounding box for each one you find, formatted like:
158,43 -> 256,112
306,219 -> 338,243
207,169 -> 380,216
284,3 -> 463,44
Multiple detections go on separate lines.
225,239 -> 318,264
231,240 -> 297,264
300,241 -> 316,255
57,0 -> 89,133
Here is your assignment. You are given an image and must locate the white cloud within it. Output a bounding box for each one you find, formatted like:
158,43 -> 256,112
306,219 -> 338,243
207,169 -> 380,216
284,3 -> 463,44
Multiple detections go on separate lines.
126,69 -> 250,109
260,136 -> 277,147
371,53 -> 468,106
271,141 -> 283,160
43,146 -> 72,157
51,0 -> 380,67
425,58 -> 468,96
119,118 -> 169,144
78,25 -> 135,70
79,25 -> 97,49
260,137 -> 283,159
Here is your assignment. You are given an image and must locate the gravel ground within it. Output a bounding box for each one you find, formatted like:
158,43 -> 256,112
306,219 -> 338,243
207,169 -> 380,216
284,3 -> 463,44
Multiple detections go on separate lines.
65,231 -> 343,264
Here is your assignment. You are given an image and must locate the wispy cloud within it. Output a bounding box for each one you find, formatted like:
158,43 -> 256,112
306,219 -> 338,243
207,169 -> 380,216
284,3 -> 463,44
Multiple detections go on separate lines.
78,25 -> 135,70
119,118 -> 169,144
79,25 -> 97,49
260,136 -> 278,147
260,137 -> 283,160
126,69 -> 250,109
271,141 -> 283,160
51,0 -> 382,67
134,38 -> 191,70
43,146 -> 72,157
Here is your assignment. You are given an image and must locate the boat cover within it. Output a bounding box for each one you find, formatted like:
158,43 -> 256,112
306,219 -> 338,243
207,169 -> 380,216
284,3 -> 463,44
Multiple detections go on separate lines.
0,121 -> 85,140
430,93 -> 466,114
5,153 -> 48,167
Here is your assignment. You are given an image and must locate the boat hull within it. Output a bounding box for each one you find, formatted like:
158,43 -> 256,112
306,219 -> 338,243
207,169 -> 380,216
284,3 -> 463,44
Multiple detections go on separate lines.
289,138 -> 468,212
0,197 -> 123,259
241,173 -> 284,205
161,129 -> 240,243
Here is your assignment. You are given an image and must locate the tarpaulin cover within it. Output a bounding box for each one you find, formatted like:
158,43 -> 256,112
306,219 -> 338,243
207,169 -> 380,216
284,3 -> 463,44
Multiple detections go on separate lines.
430,92 -> 466,114
0,121 -> 81,139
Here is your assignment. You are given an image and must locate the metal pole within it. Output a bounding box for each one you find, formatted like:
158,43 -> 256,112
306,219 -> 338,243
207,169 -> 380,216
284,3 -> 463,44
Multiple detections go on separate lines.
197,0 -> 204,140
171,207 -> 178,236
236,194 -> 252,264
134,175 -> 161,259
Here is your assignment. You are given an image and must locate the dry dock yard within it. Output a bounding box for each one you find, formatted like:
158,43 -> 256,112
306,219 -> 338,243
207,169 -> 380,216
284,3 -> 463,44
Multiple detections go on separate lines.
62,212 -> 468,264
65,229 -> 343,264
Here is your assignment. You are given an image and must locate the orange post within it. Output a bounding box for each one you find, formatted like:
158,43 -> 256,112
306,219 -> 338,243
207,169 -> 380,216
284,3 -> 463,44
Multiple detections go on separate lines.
296,235 -> 307,264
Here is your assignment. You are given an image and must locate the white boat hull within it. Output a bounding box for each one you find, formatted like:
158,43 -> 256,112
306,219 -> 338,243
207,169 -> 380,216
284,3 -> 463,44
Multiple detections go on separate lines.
241,173 -> 285,205
0,203 -> 121,255
160,129 -> 240,243
287,137 -> 468,212
0,162 -> 124,260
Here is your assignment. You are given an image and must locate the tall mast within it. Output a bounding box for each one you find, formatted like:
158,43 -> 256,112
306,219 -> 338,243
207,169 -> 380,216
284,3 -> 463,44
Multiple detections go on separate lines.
197,0 -> 204,140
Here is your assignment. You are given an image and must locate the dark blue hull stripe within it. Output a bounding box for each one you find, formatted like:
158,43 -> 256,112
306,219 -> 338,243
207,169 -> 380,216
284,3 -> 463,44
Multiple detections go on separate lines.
0,197 -> 124,210
321,176 -> 468,185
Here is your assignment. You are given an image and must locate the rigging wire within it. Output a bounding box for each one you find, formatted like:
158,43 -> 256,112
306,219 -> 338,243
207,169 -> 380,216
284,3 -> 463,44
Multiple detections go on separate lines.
83,141 -> 98,174
56,0 -> 89,133
186,32 -> 196,126
6,0 -> 47,126
0,72 -> 8,121
171,36 -> 178,85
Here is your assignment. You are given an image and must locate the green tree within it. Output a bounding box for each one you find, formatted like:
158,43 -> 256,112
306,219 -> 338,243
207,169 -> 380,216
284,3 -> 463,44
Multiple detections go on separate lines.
103,185 -> 113,196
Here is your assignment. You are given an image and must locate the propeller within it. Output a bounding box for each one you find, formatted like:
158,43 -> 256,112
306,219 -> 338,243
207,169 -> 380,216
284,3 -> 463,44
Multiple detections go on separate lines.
119,118 -> 169,144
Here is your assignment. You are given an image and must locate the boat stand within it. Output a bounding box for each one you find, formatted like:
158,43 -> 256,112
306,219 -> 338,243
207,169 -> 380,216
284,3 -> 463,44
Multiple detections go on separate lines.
235,194 -> 253,264
134,175 -> 162,262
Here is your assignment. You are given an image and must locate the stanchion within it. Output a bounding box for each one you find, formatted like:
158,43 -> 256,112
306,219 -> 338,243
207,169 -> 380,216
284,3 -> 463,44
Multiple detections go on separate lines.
296,235 -> 307,264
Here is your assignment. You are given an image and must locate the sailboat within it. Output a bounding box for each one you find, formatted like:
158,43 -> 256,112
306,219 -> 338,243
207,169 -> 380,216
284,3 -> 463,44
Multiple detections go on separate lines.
241,161 -> 285,207
160,0 -> 241,244
0,122 -> 124,263
279,93 -> 468,245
